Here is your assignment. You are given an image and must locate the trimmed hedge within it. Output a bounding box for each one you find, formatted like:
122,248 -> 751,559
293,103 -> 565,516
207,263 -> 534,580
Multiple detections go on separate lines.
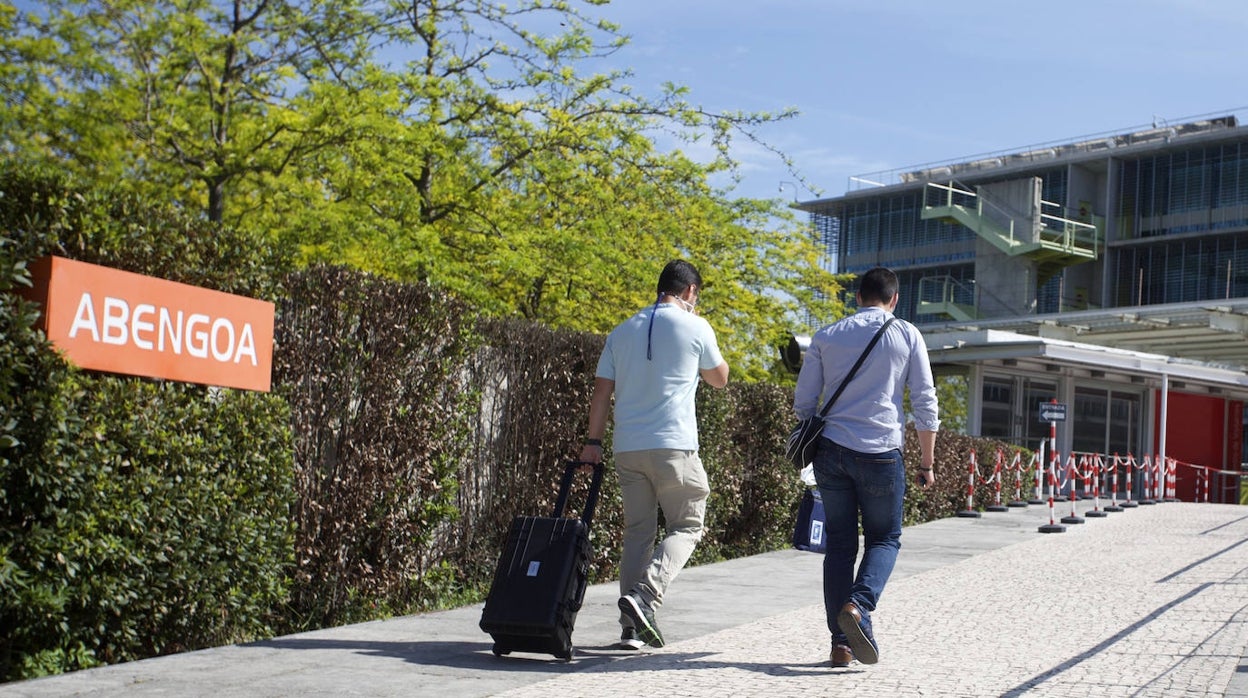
0,375 -> 293,678
0,166 -> 295,680
273,266 -> 478,626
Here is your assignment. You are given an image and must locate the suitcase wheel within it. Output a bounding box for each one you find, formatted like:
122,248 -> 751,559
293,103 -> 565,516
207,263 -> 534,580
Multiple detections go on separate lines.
492,644 -> 511,657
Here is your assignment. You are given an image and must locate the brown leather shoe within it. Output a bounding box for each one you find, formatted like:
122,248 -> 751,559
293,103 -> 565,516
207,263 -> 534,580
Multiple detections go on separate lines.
830,644 -> 854,667
837,601 -> 879,664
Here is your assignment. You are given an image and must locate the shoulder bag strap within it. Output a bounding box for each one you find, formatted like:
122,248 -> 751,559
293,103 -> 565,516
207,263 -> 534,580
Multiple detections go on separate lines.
816,317 -> 897,419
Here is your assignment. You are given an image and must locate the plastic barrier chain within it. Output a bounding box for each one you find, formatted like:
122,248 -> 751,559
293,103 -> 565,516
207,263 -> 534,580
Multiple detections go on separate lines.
1039,450 -> 1065,533
987,448 -> 1008,512
1084,454 -> 1107,518
1104,454 -> 1125,512
1138,454 -> 1156,505
964,448 -> 1234,533
1165,458 -> 1242,502
1007,451 -> 1031,507
1062,455 -> 1084,524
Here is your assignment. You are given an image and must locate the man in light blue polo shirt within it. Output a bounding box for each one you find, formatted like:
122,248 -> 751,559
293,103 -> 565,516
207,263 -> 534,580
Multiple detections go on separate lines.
793,266 -> 939,668
580,259 -> 730,650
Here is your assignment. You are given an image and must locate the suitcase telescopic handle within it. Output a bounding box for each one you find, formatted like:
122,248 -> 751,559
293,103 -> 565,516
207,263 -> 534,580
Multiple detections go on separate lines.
552,460 -> 605,526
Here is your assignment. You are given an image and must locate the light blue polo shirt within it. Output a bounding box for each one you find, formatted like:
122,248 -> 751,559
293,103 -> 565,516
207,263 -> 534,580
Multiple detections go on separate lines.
597,303 -> 724,453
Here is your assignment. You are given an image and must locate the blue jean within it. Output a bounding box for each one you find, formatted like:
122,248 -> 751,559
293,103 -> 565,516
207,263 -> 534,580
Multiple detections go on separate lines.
812,438 -> 906,639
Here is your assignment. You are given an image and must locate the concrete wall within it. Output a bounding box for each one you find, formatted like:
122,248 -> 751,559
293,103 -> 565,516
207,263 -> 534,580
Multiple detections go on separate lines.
975,238 -> 1037,317
980,177 -> 1042,243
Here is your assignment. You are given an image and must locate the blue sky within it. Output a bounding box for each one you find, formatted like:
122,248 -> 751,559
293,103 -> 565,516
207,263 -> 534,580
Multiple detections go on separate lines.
591,0 -> 1248,203
14,0 -> 1245,205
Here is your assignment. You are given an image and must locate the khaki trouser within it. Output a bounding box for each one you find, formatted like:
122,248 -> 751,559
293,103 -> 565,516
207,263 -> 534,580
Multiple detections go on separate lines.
614,448 -> 709,624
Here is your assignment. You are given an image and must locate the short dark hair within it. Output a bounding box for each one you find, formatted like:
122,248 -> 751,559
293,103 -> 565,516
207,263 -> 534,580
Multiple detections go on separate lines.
858,267 -> 898,305
657,259 -> 702,295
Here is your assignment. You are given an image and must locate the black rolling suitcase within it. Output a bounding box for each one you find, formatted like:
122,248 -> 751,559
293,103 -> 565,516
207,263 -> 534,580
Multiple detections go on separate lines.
479,460 -> 604,660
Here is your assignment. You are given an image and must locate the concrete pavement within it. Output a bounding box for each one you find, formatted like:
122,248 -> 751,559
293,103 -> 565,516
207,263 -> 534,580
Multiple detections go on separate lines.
3,500 -> 1246,697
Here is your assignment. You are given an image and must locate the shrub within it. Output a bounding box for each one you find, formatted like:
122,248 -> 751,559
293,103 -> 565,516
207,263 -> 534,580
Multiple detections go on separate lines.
0,165 -> 295,681
273,266 -> 479,628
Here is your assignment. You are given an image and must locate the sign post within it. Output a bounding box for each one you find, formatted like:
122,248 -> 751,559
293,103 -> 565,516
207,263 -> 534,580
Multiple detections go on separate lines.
1038,399 -> 1068,534
21,256 -> 275,392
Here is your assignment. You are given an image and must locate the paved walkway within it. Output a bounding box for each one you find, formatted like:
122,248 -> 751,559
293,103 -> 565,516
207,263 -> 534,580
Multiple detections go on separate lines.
3,501 -> 1246,697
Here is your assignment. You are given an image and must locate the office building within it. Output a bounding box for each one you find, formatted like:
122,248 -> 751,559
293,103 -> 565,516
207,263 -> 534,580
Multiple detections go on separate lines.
798,113 -> 1248,502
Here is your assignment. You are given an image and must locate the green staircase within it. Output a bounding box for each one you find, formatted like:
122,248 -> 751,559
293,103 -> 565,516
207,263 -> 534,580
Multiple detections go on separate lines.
917,275 -> 978,321
921,181 -> 1101,285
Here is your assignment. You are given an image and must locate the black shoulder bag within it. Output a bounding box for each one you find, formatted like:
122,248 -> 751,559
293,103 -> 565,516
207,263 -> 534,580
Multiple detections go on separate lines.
785,317 -> 897,470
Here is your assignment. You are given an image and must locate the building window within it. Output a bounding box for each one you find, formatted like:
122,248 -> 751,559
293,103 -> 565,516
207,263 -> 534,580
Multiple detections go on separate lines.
1023,381 -> 1059,448
1111,233 -> 1248,305
1073,386 -> 1142,457
981,373 -> 1057,447
1122,144 -> 1248,237
981,377 -> 1014,440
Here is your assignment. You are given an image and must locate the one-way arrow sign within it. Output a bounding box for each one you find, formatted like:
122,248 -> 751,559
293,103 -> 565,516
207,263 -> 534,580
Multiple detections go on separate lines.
1039,403 -> 1067,422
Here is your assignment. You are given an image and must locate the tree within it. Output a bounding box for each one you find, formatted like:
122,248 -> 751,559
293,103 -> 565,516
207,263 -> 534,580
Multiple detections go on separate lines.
282,0 -> 844,377
2,0 -> 379,222
935,374 -> 968,434
0,0 -> 844,377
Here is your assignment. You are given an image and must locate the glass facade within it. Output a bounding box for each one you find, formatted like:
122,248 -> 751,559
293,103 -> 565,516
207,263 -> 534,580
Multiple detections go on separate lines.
1072,387 -> 1142,457
1109,144 -> 1248,306
817,140 -> 1248,318
1118,143 -> 1248,238
840,190 -> 976,278
842,264 -> 974,320
981,375 -> 1144,456
808,123 -> 1246,484
980,376 -> 1014,441
1110,234 -> 1248,306
1038,168 -> 1068,212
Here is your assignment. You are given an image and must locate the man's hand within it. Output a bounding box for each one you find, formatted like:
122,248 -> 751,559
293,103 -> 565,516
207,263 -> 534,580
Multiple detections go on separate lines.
915,467 -> 935,488
579,444 -> 603,465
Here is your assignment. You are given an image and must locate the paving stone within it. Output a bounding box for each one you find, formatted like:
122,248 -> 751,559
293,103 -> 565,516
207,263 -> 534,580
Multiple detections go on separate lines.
2,503 -> 1244,697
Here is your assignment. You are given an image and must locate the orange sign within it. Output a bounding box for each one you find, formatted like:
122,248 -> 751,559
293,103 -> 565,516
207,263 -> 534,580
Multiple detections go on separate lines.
23,256 -> 274,392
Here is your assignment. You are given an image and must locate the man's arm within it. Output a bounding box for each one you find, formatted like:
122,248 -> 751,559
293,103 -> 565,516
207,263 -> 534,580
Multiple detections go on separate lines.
906,326 -> 940,487
700,362 -> 730,389
915,429 -> 937,487
579,377 -> 614,464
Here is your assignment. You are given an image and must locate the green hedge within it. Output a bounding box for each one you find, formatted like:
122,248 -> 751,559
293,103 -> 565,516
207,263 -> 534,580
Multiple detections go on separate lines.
0,375 -> 293,679
0,166 -> 295,681
273,266 -> 478,627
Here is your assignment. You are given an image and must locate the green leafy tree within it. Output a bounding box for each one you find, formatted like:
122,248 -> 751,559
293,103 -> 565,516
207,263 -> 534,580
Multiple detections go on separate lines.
935,374 -> 969,433
279,0 -> 843,377
0,0 -> 843,377
2,0 -> 378,222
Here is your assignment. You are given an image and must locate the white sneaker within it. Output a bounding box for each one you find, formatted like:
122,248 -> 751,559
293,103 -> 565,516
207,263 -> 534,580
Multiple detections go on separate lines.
618,594 -> 665,647
618,627 -> 645,650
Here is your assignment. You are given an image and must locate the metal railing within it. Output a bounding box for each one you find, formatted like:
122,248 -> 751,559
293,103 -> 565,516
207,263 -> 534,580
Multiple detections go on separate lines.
1039,200 -> 1100,253
847,109 -> 1245,192
923,180 -> 1018,243
925,181 -> 1100,255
